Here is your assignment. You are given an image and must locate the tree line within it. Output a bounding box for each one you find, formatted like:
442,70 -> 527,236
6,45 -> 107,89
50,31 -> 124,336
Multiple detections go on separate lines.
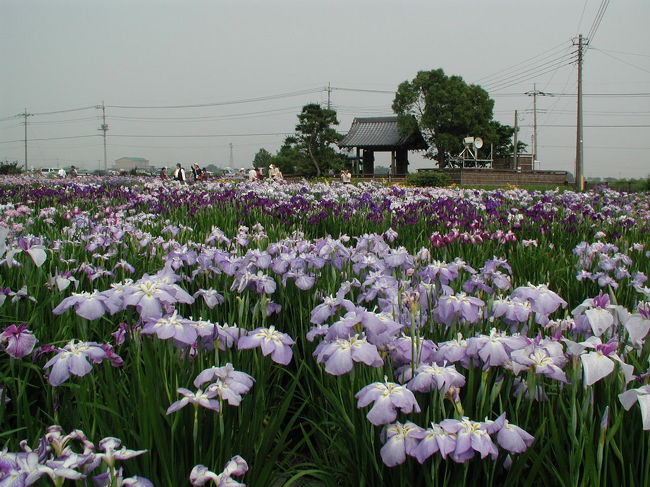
254,68 -> 522,177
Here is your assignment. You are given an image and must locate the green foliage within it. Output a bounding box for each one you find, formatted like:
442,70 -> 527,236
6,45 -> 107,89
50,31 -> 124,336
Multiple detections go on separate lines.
252,148 -> 273,170
0,160 -> 23,175
392,69 -> 514,166
288,104 -> 345,177
268,142 -> 306,175
405,170 -> 451,187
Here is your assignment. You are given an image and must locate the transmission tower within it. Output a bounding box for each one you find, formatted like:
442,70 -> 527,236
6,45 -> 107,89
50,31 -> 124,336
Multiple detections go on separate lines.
19,109 -> 32,170
97,102 -> 108,172
573,34 -> 588,190
525,84 -> 551,170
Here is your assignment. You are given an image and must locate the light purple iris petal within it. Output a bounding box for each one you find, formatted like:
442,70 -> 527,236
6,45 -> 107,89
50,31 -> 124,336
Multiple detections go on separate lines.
1,324 -> 37,358
496,421 -> 535,453
581,352 -> 615,386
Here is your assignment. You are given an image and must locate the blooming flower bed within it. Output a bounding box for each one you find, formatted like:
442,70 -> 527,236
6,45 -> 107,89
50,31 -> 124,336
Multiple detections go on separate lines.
0,176 -> 649,486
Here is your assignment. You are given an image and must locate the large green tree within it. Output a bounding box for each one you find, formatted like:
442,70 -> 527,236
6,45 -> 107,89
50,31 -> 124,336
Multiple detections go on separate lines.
285,103 -> 344,176
392,69 -> 514,167
252,148 -> 273,170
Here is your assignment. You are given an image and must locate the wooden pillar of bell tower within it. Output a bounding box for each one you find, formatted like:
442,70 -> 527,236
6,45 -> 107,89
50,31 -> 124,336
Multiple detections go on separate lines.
363,150 -> 375,176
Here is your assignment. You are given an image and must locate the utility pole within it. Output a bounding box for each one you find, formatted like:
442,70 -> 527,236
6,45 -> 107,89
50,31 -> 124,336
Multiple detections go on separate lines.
229,143 -> 234,167
525,84 -> 551,170
327,82 -> 331,110
574,34 -> 587,191
513,110 -> 518,170
97,102 -> 108,172
20,109 -> 32,171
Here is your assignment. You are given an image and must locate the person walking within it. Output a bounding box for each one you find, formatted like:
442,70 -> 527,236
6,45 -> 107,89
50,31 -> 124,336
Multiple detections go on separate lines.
174,163 -> 186,183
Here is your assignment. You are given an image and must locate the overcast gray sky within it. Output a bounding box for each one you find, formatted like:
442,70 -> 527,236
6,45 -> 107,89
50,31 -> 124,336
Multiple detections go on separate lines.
1,0 -> 649,178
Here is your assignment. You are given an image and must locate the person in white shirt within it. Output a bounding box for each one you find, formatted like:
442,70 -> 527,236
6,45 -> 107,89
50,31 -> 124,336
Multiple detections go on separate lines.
173,163 -> 186,183
248,168 -> 258,181
268,164 -> 283,180
341,169 -> 352,184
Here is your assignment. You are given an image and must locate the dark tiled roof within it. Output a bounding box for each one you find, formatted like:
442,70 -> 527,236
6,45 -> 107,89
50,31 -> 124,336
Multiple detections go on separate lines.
339,116 -> 428,150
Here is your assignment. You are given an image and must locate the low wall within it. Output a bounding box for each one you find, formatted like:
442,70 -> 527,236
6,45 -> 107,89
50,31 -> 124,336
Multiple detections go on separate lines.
439,169 -> 567,186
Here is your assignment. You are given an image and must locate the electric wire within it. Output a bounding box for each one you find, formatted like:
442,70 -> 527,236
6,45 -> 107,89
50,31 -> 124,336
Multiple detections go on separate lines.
586,0 -> 610,45
105,88 -> 324,109
481,51 -> 577,91
590,48 -> 650,74
472,40 -> 571,84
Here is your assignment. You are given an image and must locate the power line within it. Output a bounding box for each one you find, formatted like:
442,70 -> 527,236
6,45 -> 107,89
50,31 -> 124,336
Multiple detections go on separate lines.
0,134 -> 99,145
484,58 -> 577,92
575,0 -> 590,35
108,132 -> 292,138
105,88 -> 324,110
590,47 -> 650,74
30,106 -> 97,116
331,86 -> 394,94
593,47 -> 650,58
107,106 -> 301,123
535,124 -> 650,128
586,0 -> 610,45
473,40 -> 571,84
482,51 -> 577,91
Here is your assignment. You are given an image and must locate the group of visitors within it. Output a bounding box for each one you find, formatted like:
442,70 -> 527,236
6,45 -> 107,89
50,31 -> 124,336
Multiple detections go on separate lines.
247,164 -> 283,182
160,163 -> 208,183
54,166 -> 78,178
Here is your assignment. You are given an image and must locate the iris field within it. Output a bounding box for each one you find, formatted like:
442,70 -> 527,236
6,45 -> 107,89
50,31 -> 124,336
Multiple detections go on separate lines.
0,175 -> 648,486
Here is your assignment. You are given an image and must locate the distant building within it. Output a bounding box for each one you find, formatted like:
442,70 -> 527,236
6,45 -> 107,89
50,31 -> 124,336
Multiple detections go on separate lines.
114,157 -> 150,171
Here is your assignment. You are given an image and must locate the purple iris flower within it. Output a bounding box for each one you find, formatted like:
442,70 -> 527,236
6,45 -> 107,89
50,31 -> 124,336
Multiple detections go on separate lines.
210,323 -> 243,350
97,437 -> 147,468
466,328 -> 528,370
355,379 -> 421,426
435,293 -> 485,326
571,292 -> 616,336
282,270 -> 316,290
13,236 -> 47,267
237,325 -> 294,365
53,291 -> 109,321
439,417 -> 499,463
619,385 -> 650,430
490,296 -> 532,326
496,420 -> 535,453
623,302 -> 650,347
123,270 -> 194,320
0,324 -> 37,358
166,388 -> 220,414
510,344 -> 569,383
193,363 -> 254,406
511,283 -> 567,324
565,336 -> 635,386
407,363 -> 466,394
419,260 -> 459,286
93,469 -> 153,487
231,270 -> 276,294
189,455 -> 248,487
410,423 -> 457,462
433,333 -> 470,368
314,335 -> 383,376
141,311 -> 198,346
379,422 -> 423,467
389,336 -> 437,367
193,289 -> 225,309
43,340 -> 119,386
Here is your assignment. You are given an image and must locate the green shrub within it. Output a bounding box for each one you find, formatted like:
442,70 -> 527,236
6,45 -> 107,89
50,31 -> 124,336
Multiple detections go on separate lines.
0,161 -> 23,175
405,170 -> 451,187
